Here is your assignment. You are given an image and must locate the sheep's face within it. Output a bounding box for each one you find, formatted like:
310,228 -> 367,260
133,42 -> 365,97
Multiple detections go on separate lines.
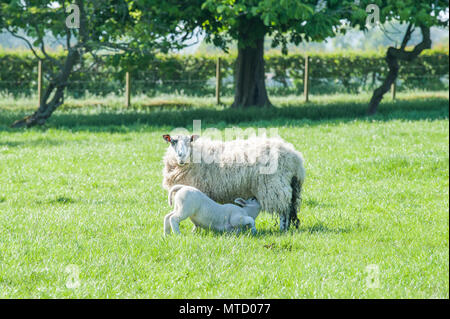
163,134 -> 199,166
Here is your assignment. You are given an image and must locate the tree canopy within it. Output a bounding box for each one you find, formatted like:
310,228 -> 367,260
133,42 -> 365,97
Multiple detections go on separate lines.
200,0 -> 355,51
1,0 -> 449,124
0,0 -> 193,127
189,0 -> 357,107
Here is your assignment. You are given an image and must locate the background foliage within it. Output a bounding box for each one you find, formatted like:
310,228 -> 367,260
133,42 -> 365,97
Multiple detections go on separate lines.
0,48 -> 448,98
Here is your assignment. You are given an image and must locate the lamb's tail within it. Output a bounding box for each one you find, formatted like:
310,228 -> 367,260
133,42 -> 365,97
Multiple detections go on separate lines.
168,185 -> 185,206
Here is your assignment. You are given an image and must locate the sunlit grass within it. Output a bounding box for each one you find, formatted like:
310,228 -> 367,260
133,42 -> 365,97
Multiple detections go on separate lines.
0,93 -> 448,298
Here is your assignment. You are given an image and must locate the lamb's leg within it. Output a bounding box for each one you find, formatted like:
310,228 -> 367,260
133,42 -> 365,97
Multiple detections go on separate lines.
164,211 -> 175,235
169,215 -> 182,235
246,217 -> 257,235
169,208 -> 191,235
231,215 -> 257,235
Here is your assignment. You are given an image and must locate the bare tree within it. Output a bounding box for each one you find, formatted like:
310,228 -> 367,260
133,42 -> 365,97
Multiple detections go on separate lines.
368,24 -> 431,115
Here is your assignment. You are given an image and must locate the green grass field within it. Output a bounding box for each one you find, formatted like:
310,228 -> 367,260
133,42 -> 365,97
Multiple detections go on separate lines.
0,92 -> 448,298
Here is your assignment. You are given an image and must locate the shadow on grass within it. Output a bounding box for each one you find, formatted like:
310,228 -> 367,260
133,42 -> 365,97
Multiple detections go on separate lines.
1,97 -> 448,132
300,222 -> 353,234
194,220 -> 354,240
0,137 -> 68,148
254,221 -> 354,237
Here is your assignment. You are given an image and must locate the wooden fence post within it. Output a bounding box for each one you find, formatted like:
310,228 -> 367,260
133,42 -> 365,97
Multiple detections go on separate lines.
216,57 -> 221,105
37,60 -> 43,108
304,55 -> 309,102
125,71 -> 131,107
391,80 -> 396,100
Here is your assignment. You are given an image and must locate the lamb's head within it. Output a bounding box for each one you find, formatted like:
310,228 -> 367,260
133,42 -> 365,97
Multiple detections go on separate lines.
234,197 -> 261,217
163,134 -> 199,166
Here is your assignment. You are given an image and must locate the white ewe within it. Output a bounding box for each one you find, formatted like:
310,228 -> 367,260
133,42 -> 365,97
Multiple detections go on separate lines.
164,185 -> 262,235
162,134 -> 305,230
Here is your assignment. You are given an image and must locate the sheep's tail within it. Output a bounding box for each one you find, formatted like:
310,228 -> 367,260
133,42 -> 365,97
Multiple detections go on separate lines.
168,185 -> 185,206
289,176 -> 302,228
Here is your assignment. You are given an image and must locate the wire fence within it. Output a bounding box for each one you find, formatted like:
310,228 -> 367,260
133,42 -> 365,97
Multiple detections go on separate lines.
0,60 -> 448,104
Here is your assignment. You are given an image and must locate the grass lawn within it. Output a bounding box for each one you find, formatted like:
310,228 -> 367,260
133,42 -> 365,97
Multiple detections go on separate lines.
0,92 -> 448,298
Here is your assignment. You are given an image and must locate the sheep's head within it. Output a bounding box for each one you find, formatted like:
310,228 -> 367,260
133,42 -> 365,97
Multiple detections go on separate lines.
163,134 -> 199,166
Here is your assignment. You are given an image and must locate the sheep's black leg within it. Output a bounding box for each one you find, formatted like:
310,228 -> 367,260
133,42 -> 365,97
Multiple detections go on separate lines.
279,214 -> 289,231
289,176 -> 301,229
279,176 -> 301,231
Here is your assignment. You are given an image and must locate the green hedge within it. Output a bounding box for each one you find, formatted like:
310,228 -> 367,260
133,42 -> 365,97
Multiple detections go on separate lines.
0,48 -> 448,97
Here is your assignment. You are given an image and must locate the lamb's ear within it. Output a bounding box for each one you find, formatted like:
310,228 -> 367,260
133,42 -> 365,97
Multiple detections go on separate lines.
234,198 -> 246,207
190,135 -> 199,143
163,135 -> 172,143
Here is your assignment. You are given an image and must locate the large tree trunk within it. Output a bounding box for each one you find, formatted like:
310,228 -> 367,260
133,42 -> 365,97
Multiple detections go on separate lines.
368,25 -> 431,115
232,27 -> 271,108
11,49 -> 80,128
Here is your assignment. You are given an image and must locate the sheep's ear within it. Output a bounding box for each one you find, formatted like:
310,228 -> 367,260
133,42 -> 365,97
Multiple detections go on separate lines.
163,135 -> 172,143
234,198 -> 246,207
191,135 -> 199,143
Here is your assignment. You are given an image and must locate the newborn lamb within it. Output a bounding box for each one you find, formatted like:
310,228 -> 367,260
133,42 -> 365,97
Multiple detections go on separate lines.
164,185 -> 261,235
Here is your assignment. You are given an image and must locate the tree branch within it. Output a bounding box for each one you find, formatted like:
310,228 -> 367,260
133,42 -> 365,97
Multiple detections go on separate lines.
400,23 -> 413,50
5,28 -> 43,60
